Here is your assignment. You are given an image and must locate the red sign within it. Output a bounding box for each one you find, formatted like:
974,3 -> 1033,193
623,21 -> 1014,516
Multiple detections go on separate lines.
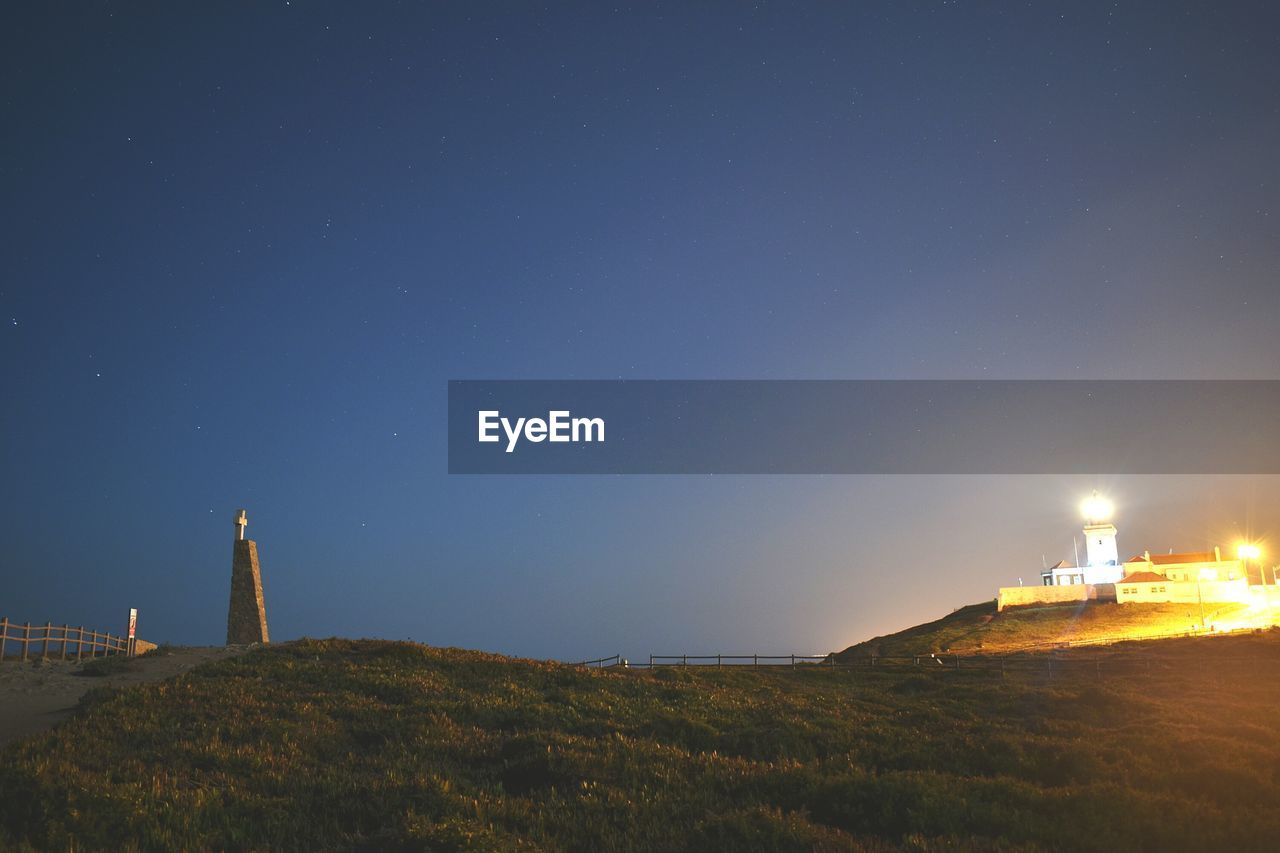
127,608 -> 137,639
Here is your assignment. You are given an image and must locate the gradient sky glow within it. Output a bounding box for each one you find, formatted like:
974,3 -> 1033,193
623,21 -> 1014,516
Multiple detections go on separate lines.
3,2 -> 1279,658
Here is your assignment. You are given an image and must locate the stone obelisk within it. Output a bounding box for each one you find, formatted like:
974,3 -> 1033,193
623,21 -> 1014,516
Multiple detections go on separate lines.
227,508 -> 270,645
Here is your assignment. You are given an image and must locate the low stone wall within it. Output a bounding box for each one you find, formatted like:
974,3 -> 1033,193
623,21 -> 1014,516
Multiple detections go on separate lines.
997,583 -> 1116,612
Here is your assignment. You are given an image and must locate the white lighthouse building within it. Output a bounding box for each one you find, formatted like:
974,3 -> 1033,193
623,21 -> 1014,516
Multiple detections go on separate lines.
1001,493 -> 1265,611
1041,492 -> 1124,586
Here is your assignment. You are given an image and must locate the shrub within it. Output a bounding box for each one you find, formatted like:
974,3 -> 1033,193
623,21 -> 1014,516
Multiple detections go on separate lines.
74,655 -> 139,677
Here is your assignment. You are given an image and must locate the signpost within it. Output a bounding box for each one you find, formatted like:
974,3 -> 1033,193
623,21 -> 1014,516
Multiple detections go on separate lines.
127,608 -> 137,656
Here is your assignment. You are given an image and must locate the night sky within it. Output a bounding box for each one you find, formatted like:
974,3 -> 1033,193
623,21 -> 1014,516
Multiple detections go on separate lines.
3,2 -> 1279,658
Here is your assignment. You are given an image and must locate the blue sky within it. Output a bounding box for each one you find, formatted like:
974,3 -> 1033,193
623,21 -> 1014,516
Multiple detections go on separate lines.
3,2 -> 1278,657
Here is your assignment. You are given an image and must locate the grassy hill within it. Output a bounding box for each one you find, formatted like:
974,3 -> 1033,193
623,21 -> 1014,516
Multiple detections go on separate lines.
838,600 -> 1257,658
2,635 -> 1280,850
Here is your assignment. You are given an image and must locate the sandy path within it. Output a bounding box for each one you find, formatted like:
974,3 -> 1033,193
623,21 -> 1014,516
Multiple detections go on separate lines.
0,646 -> 251,748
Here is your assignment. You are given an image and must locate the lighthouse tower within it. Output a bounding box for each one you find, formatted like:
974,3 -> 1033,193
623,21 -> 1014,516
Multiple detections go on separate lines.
1080,492 -> 1122,584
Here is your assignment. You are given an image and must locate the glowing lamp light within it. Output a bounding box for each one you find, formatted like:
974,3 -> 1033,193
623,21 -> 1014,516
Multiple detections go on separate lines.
1237,543 -> 1262,561
1080,493 -> 1114,523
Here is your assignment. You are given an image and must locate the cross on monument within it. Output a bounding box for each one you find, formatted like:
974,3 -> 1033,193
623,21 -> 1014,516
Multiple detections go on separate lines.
227,506 -> 269,645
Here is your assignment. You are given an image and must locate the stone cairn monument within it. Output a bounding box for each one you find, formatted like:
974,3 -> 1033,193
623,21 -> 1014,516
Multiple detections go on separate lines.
226,508 -> 270,645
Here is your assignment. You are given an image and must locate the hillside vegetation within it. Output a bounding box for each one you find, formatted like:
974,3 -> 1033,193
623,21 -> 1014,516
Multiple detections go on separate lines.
2,635 -> 1280,850
839,600 -> 1255,658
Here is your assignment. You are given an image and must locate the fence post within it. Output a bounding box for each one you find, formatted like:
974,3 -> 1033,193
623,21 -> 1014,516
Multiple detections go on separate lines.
717,654 -> 722,669
60,624 -> 68,660
791,654 -> 795,670
76,627 -> 84,661
42,622 -> 51,660
0,617 -> 7,662
682,654 -> 687,667
22,622 -> 31,662
753,654 -> 758,669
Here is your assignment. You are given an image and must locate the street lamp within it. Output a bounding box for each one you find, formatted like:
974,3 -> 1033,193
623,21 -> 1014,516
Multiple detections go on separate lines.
1237,543 -> 1264,584
1193,567 -> 1206,629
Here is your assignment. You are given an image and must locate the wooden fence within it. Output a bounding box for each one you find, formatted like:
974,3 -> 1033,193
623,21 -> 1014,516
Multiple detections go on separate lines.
0,618 -> 136,662
569,653 -> 839,669
570,623 -> 1275,672
571,654 -> 622,668
571,625 -> 1279,678
572,649 -> 1280,679
645,654 -> 832,669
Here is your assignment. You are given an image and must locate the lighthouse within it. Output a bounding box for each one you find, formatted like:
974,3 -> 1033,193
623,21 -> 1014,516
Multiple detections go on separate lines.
1080,492 -> 1123,584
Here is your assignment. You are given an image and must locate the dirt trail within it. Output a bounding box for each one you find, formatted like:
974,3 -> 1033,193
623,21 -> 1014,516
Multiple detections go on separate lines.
0,646 -> 250,748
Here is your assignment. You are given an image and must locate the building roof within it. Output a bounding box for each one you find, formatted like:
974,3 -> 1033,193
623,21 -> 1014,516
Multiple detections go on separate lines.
1046,559 -> 1073,570
1117,571 -> 1168,584
1125,551 -> 1219,565
1152,551 -> 1218,565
